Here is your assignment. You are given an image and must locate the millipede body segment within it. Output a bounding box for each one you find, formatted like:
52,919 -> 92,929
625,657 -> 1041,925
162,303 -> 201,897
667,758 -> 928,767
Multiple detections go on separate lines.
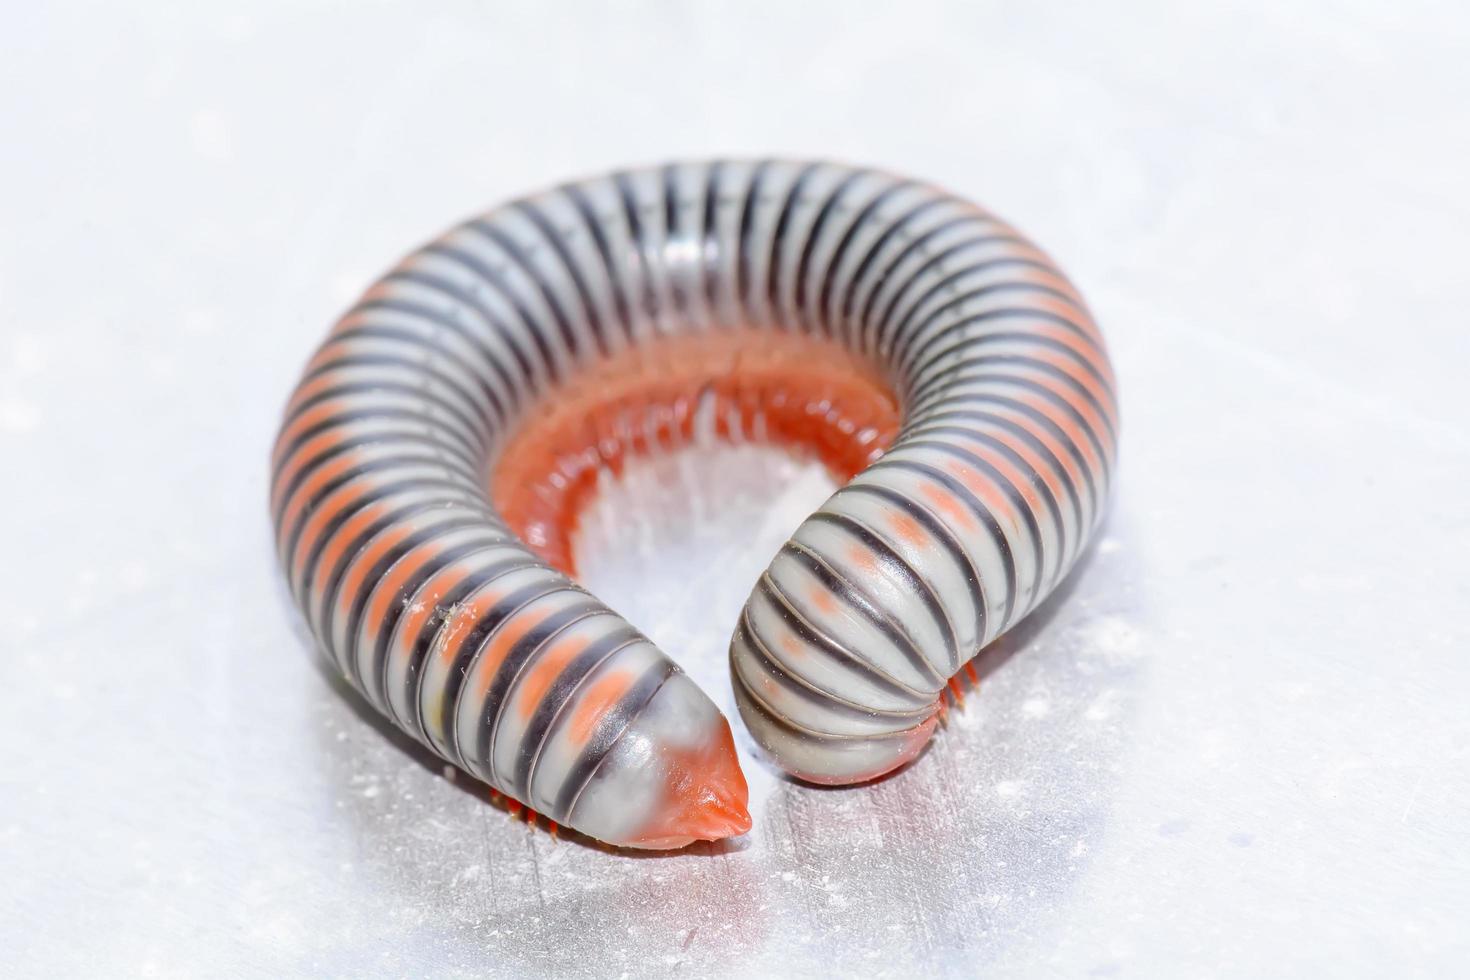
271,159 -> 1117,848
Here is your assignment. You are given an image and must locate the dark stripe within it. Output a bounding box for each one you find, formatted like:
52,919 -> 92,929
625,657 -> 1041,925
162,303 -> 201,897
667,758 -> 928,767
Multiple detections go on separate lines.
732,663 -> 927,750
807,510 -> 962,670
426,580 -> 578,756
834,475 -> 990,643
274,429 -> 479,523
281,455 -> 478,577
793,168 -> 866,333
421,239 -> 563,386
559,181 -> 635,345
903,401 -> 1101,516
906,416 -> 1084,527
613,170 -> 659,323
661,163 -> 688,320
363,538 -> 515,707
396,555 -> 542,738
288,470 -> 488,602
323,520 -> 505,658
902,433 -> 1073,569
295,343 -> 490,437
736,160 -> 773,317
907,357 -> 1117,465
468,219 -> 584,371
847,473 -> 1017,630
877,452 -> 1047,616
840,196 -> 947,344
556,661 -> 676,823
882,263 -> 1080,361
783,539 -> 945,688
461,598 -> 607,769
734,615 -> 931,728
382,267 -> 527,407
513,627 -> 643,800
294,318 -> 504,426
870,235 -> 1028,354
284,369 -> 486,452
336,537 -> 514,690
765,163 -> 821,330
858,216 -> 1000,352
904,319 -> 1115,400
274,405 -> 480,482
892,281 -> 1095,371
751,578 -> 932,706
305,495 -> 495,630
841,486 -> 988,651
388,258 -> 541,396
512,198 -> 612,359
908,337 -> 1118,434
701,160 -> 725,323
818,178 -> 913,340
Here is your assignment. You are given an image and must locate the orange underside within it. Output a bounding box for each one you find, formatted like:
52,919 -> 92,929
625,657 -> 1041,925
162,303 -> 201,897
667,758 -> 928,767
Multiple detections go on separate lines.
490,330 -> 901,577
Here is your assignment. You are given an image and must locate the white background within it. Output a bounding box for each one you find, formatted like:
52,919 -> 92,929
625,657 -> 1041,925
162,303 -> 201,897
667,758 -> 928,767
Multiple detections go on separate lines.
2,2 -> 1467,976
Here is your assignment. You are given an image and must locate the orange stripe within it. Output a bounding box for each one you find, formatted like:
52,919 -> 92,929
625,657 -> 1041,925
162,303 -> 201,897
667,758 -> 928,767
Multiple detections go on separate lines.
972,405 -> 1093,513
272,401 -> 345,469
888,511 -> 927,546
285,474 -> 376,575
1018,293 -> 1107,352
272,427 -> 346,513
982,443 -> 1050,519
944,445 -> 1044,525
1008,267 -> 1089,319
303,337 -> 355,375
845,543 -> 879,574
916,480 -> 978,533
1019,313 -> 1115,389
567,669 -> 636,746
516,635 -> 591,716
334,522 -> 417,620
934,462 -> 1022,541
1024,345 -> 1118,433
434,588 -> 512,668
1011,379 -> 1111,478
778,631 -> 805,658
303,500 -> 390,595
808,585 -> 839,616
358,538 -> 449,662
278,450 -> 363,545
956,430 -> 1070,529
472,603 -> 558,698
284,368 -> 348,418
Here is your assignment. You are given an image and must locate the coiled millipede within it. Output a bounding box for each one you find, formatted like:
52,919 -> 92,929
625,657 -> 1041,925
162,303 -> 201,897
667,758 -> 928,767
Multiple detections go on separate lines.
271,160 -> 1117,849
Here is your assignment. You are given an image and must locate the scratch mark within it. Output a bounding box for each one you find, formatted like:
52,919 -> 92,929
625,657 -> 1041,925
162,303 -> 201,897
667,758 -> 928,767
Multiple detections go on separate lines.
1400,772 -> 1425,823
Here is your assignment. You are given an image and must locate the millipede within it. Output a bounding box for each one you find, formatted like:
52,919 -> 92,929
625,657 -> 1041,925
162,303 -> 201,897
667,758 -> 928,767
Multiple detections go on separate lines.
270,159 -> 1117,849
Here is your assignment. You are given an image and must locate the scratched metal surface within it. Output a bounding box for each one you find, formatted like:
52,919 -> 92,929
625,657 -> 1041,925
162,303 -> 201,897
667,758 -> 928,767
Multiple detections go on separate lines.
3,1 -> 1468,976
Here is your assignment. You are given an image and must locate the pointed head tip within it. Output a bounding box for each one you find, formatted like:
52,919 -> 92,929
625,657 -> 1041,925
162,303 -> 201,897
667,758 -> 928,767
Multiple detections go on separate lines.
628,797 -> 751,850
626,716 -> 752,849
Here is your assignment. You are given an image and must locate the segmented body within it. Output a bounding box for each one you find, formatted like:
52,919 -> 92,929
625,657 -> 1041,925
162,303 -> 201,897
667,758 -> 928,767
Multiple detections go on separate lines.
270,159 -> 1116,846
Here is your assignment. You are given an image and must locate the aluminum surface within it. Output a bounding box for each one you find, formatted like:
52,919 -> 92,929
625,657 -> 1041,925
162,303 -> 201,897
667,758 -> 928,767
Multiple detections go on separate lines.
2,2 -> 1467,976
